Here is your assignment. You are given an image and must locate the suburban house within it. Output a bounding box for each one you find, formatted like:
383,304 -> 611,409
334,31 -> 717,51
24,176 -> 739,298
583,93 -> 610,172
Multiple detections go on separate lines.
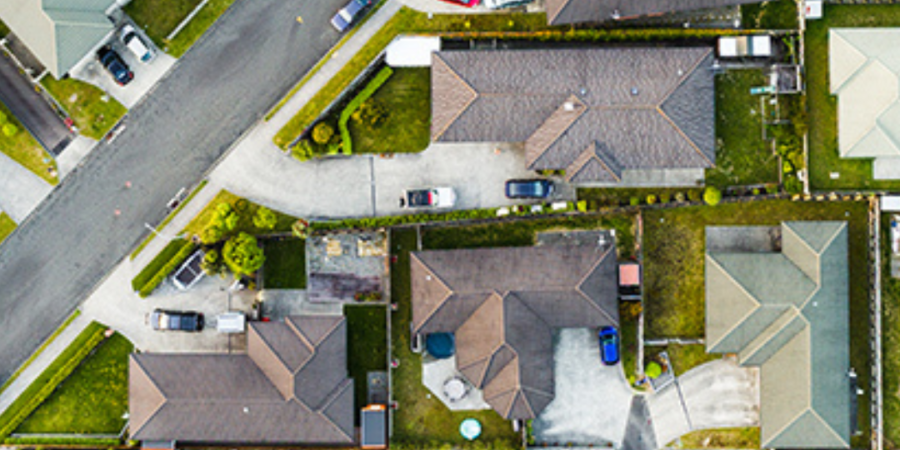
129,316 -> 355,446
545,0 -> 761,25
410,235 -> 618,420
705,221 -> 851,448
0,0 -> 121,78
830,28 -> 900,179
431,47 -> 717,186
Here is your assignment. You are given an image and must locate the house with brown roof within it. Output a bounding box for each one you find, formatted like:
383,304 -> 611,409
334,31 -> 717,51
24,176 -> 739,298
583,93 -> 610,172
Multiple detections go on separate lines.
431,47 -> 716,186
129,316 -> 355,446
410,236 -> 618,420
545,0 -> 761,26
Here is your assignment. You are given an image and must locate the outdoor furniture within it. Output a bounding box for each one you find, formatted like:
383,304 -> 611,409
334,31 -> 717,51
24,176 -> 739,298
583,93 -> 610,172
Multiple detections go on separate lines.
443,377 -> 467,402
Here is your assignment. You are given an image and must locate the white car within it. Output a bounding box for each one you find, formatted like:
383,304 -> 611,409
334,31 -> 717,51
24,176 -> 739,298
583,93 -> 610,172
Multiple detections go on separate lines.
401,187 -> 456,209
483,0 -> 533,9
120,24 -> 154,63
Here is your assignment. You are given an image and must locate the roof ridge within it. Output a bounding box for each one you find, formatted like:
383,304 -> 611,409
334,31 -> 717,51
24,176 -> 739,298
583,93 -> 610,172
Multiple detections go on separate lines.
410,252 -> 455,334
704,254 -> 764,351
808,407 -> 851,447
573,244 -> 619,324
565,143 -> 622,183
431,53 -> 479,141
129,356 -> 168,437
314,378 -> 354,438
525,95 -> 588,168
763,408 -> 813,448
251,323 -> 305,376
657,49 -> 716,167
830,30 -> 871,93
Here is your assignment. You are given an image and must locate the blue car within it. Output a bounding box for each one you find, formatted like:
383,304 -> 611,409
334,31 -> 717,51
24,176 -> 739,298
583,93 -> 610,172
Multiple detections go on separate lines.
330,0 -> 372,32
505,179 -> 553,199
599,326 -> 619,365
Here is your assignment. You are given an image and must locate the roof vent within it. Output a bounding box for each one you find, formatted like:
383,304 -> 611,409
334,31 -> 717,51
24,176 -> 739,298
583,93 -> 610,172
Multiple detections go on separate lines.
630,87 -> 639,96
677,69 -> 684,76
426,275 -> 432,281
563,102 -> 575,111
580,87 -> 587,96
243,407 -> 250,414
611,9 -> 621,19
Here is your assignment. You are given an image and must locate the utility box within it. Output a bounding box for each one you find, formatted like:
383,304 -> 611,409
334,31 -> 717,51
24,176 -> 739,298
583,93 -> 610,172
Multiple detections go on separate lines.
361,404 -> 387,449
718,35 -> 773,58
216,312 -> 246,334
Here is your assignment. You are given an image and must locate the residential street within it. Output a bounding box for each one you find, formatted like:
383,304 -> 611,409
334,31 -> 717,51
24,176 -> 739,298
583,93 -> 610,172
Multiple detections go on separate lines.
0,0 -> 347,383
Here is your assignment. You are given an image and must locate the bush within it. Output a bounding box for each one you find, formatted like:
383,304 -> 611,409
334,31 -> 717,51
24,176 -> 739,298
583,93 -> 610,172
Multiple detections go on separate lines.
292,140 -> 314,161
576,200 -> 588,212
338,66 -> 394,155
630,197 -> 640,206
703,186 -> 722,206
752,188 -> 761,195
660,193 -> 671,203
2,123 -> 17,137
674,192 -> 685,202
2,437 -> 121,446
253,206 -> 277,230
646,194 -> 657,205
201,249 -> 224,276
132,240 -> 198,297
311,122 -> 334,145
223,233 -> 265,276
292,218 -> 310,239
201,225 -> 224,244
0,111 -> 6,124
784,176 -> 803,194
234,198 -> 250,213
645,361 -> 662,378
688,190 -> 702,202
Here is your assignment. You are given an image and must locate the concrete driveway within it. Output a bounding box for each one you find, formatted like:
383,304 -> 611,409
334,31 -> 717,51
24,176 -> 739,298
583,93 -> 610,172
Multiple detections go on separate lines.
532,328 -> 634,447
647,358 -> 759,447
70,42 -> 176,109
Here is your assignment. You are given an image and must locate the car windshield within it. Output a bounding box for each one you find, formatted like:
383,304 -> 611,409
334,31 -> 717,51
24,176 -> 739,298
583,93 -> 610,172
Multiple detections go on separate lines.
511,182 -> 542,196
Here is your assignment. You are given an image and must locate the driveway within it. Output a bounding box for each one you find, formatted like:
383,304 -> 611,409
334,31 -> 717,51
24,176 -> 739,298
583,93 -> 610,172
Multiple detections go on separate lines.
0,151 -> 52,223
647,358 -> 759,447
532,328 -> 634,447
0,0 -> 349,384
0,50 -> 72,155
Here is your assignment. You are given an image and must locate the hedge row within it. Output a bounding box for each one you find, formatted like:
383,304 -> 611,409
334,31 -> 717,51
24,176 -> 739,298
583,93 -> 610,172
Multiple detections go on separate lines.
131,239 -> 198,298
437,27 -> 746,41
338,66 -> 394,155
0,323 -> 108,439
3,436 -> 121,446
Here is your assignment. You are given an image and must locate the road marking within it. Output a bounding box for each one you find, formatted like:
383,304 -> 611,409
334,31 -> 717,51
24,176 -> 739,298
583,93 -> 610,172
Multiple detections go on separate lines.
296,15 -> 303,24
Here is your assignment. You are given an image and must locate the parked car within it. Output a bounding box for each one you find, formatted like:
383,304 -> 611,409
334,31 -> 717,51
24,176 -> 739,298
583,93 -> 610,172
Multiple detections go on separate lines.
483,0 -> 532,9
401,187 -> 456,209
151,309 -> 204,332
97,46 -> 133,86
598,326 -> 619,365
437,0 -> 480,6
505,179 -> 553,199
120,24 -> 155,63
330,0 -> 373,32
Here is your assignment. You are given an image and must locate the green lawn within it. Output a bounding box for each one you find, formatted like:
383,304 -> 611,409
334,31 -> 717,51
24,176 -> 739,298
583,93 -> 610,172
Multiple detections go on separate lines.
881,214 -> 900,449
642,199 -> 870,448
806,5 -> 900,190
40,77 -> 126,141
389,229 -> 521,447
348,68 -> 431,154
345,304 -> 387,424
619,302 -> 640,384
741,0 -> 799,30
706,70 -> 778,188
0,100 -> 58,184
15,333 -> 133,434
674,427 -> 760,448
0,213 -> 15,244
123,0 -> 204,47
262,238 -> 306,289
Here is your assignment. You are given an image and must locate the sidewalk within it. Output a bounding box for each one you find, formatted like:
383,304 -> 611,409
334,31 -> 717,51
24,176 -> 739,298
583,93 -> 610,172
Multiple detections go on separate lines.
0,151 -> 52,223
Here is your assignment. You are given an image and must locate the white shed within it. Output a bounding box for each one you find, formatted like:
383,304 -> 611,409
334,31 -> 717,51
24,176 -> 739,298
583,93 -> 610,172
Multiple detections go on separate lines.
216,312 -> 246,333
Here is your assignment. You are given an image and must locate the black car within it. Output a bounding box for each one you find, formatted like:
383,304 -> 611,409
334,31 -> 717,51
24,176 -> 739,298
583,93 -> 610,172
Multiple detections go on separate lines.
151,309 -> 204,332
97,46 -> 133,86
505,179 -> 554,199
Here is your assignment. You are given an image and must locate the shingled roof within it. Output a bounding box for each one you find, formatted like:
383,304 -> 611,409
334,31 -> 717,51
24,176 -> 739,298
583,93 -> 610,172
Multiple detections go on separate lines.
545,0 -> 761,26
411,241 -> 618,420
431,48 -> 716,184
706,222 -> 851,449
129,316 -> 355,445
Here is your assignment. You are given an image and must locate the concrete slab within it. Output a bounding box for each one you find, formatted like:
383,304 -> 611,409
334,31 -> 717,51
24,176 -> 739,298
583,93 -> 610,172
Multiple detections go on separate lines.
0,150 -> 52,223
874,156 -> 900,180
532,328 -> 634,447
56,135 -> 98,179
258,289 -> 343,321
421,355 -> 491,411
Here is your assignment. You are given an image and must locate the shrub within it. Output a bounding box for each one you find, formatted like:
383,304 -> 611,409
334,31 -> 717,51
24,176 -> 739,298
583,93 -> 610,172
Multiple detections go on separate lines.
216,202 -> 233,216
620,301 -> 643,321
646,194 -> 657,205
576,200 -> 588,212
132,240 -> 198,297
201,249 -> 224,276
629,197 -> 640,206
752,188 -> 761,196
223,211 -> 239,230
688,190 -> 702,202
292,140 -> 314,161
311,122 -> 334,145
674,192 -> 685,202
201,225 -> 224,244
783,160 -> 794,175
234,198 -> 250,213
2,123 -> 17,137
660,193 -> 671,203
645,361 -> 662,378
784,176 -> 803,194
0,111 -> 6,124
703,186 -> 722,206
253,206 -> 277,230
292,218 -> 310,239
223,233 -> 265,276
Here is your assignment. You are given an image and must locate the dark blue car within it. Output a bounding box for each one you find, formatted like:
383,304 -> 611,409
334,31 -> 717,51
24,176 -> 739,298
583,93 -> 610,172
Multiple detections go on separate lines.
505,179 -> 554,199
330,0 -> 372,32
599,326 -> 619,365
97,46 -> 133,86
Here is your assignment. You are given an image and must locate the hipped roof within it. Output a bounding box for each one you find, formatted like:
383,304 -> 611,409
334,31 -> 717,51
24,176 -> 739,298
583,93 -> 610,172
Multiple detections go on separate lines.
545,0 -> 762,26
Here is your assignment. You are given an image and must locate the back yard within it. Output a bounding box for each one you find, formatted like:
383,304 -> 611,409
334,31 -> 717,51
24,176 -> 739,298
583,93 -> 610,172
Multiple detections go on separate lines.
345,304 -> 387,424
262,238 -> 306,289
881,214 -> 900,449
806,5 -> 900,190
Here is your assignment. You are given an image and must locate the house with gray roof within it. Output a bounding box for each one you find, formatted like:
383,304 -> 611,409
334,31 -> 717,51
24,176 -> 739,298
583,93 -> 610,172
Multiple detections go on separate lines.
0,0 -> 119,78
830,28 -> 900,179
545,0 -> 761,26
431,48 -> 716,186
129,315 -> 355,446
410,238 -> 618,420
705,221 -> 851,448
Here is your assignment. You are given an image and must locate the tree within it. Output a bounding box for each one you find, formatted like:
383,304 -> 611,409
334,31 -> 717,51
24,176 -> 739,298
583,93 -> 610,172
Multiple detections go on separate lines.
201,249 -> 224,276
311,122 -> 334,145
645,362 -> 662,378
201,225 -> 224,244
703,186 -> 722,206
222,232 -> 265,276
223,211 -> 239,231
253,206 -> 277,230
2,123 -> 17,137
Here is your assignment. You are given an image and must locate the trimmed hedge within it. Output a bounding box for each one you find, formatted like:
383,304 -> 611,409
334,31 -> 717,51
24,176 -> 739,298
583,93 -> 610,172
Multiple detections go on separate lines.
338,66 -> 394,155
0,323 -> 108,439
3,437 -> 121,446
310,203 -> 576,231
131,239 -> 198,297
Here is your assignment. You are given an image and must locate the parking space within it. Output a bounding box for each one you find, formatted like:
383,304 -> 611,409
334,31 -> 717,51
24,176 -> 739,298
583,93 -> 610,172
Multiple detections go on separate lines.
531,328 -> 635,447
69,21 -> 175,109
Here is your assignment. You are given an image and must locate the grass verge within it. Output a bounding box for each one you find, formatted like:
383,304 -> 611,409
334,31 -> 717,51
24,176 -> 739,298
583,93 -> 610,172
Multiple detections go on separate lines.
806,5 -> 900,190
345,304 -> 387,424
261,238 -> 306,289
130,179 -> 208,260
0,213 -> 15,245
40,77 -> 126,141
578,187 -> 705,208
0,310 -> 80,395
165,0 -> 238,57
389,228 -> 521,446
741,0 -> 799,29
881,214 -> 900,448
123,0 -> 204,48
131,238 -> 197,297
15,333 -> 133,434
706,69 -> 778,188
0,322 -> 107,438
0,99 -> 58,184
673,427 -> 760,448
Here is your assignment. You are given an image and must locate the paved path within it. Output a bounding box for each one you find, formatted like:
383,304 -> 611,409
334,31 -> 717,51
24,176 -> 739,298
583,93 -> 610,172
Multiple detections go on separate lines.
0,150 -> 51,223
0,0 -> 349,384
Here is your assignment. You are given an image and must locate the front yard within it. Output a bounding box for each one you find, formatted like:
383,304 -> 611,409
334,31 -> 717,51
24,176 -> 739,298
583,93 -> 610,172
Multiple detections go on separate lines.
642,199 -> 870,448
124,0 -> 239,57
806,5 -> 900,190
347,68 -> 431,154
40,77 -> 126,141
0,100 -> 57,184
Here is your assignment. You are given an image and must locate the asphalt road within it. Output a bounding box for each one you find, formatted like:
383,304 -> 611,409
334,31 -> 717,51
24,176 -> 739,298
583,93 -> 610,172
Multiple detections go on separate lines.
0,51 -> 72,155
0,0 -> 346,383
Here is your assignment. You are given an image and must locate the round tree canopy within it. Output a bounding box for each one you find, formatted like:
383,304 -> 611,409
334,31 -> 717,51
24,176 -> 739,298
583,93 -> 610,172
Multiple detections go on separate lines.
646,362 -> 663,378
426,333 -> 455,359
